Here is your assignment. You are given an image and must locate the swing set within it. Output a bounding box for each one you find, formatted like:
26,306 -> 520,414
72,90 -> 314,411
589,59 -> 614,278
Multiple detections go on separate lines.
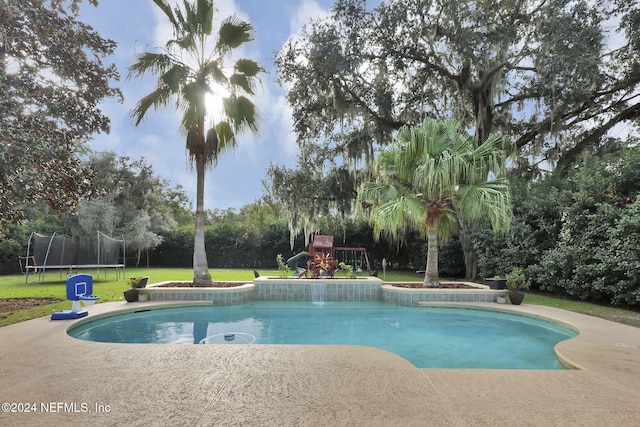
290,235 -> 372,278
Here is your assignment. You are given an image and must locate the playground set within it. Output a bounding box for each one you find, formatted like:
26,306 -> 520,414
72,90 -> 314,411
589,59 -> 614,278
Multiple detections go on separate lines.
287,235 -> 372,278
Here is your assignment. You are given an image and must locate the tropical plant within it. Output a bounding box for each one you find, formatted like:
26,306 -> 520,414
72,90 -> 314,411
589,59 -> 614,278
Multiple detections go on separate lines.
128,0 -> 264,285
310,252 -> 338,278
505,268 -> 530,292
276,254 -> 290,278
128,276 -> 149,289
357,119 -> 512,286
338,262 -> 356,279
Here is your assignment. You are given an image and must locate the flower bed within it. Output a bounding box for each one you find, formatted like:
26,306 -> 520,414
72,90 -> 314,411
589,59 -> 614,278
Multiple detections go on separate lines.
388,282 -> 477,289
154,281 -> 246,288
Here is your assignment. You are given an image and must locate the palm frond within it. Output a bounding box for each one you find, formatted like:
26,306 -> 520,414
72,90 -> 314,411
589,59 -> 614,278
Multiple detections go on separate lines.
201,60 -> 227,86
183,0 -> 197,27
173,1 -> 189,32
469,133 -> 509,179
235,58 -> 264,77
455,180 -> 512,231
180,102 -> 198,132
204,127 -> 219,166
358,182 -> 400,204
216,16 -> 254,54
160,64 -> 190,92
222,95 -> 260,133
369,196 -> 424,241
152,0 -> 178,27
169,32 -> 197,52
130,86 -> 172,125
229,74 -> 254,94
180,81 -> 205,128
215,121 -> 235,147
158,1 -> 210,56
201,121 -> 238,167
185,127 -> 202,156
196,0 -> 214,35
127,52 -> 177,79
435,210 -> 459,242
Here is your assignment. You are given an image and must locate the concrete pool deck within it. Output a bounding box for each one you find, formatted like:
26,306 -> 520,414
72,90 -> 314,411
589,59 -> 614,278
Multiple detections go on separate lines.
0,301 -> 639,426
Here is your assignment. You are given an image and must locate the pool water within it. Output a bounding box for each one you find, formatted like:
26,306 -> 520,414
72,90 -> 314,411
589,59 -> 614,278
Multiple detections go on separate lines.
69,302 -> 577,369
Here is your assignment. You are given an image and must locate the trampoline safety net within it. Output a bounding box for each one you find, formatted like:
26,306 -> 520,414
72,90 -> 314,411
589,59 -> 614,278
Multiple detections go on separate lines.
25,231 -> 125,282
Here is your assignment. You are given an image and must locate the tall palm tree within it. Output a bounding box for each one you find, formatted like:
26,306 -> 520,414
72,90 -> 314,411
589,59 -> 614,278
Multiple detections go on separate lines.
357,119 -> 512,286
128,0 -> 264,285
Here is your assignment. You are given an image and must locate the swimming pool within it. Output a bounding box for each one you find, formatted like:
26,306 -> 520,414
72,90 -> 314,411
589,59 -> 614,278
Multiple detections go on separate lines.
69,302 -> 577,369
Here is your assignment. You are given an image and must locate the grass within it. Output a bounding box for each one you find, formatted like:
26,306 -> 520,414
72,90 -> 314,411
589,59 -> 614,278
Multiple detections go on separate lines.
524,292 -> 640,328
1,268 -> 639,328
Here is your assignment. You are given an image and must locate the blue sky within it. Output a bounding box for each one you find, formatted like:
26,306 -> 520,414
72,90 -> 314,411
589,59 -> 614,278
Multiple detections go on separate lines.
78,0 -> 336,211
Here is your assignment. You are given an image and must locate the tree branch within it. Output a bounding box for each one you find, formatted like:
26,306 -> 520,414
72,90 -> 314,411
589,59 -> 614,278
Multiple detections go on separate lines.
556,102 -> 640,173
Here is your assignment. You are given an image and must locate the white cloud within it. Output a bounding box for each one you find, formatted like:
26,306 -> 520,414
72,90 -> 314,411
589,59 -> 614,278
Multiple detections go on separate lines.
273,95 -> 299,158
291,0 -> 331,37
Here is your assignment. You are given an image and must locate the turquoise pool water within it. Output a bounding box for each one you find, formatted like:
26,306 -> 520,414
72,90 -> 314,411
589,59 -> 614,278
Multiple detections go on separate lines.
69,302 -> 577,369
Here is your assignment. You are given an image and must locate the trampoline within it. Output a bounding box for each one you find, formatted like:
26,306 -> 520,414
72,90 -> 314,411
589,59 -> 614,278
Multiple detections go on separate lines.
24,231 -> 125,283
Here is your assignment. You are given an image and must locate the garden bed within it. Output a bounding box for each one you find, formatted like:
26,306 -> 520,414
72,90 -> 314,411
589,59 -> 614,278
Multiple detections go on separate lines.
0,298 -> 62,313
155,282 -> 247,288
388,282 -> 477,289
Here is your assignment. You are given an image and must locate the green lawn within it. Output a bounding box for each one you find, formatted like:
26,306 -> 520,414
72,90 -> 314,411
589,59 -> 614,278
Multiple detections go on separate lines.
1,268 -> 638,328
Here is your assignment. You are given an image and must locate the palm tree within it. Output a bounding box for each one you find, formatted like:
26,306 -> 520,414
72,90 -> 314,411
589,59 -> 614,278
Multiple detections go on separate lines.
128,0 -> 264,285
357,119 -> 511,286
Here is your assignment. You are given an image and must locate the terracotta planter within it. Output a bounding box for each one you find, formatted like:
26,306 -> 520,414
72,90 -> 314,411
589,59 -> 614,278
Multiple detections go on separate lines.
509,291 -> 525,305
123,288 -> 139,302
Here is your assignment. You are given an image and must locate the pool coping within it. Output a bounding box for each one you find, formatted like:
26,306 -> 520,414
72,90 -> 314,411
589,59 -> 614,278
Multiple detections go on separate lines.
1,300 -> 639,425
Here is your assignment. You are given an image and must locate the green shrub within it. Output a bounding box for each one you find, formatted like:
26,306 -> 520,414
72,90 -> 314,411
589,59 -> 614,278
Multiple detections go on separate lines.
276,254 -> 290,277
338,262 -> 356,278
540,195 -> 640,305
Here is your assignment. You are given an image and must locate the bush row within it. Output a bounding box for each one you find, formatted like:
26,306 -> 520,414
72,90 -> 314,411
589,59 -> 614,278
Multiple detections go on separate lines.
471,149 -> 640,307
150,220 -> 465,275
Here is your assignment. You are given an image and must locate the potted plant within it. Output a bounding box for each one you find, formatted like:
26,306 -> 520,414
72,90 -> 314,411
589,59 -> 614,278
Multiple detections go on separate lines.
505,268 -> 530,305
484,275 -> 507,290
123,276 -> 149,302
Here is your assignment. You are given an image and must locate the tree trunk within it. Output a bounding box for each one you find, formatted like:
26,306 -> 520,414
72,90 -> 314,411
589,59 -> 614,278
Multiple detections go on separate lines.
459,228 -> 478,280
424,216 -> 439,286
193,154 -> 211,286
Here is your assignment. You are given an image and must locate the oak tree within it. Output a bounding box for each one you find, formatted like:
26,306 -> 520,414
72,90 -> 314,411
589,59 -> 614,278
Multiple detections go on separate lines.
0,0 -> 122,226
